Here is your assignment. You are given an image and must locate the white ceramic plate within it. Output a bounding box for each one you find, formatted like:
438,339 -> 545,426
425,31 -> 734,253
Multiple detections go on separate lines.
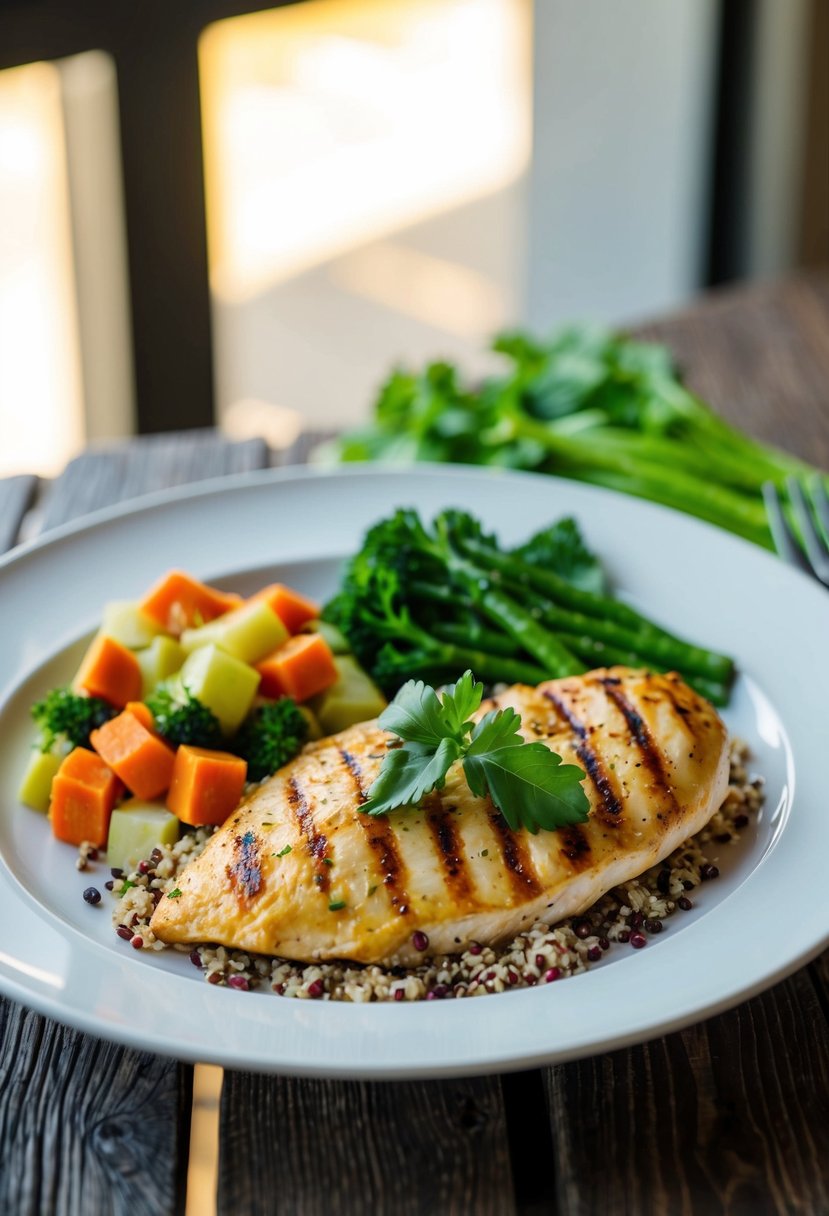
0,465 -> 826,1079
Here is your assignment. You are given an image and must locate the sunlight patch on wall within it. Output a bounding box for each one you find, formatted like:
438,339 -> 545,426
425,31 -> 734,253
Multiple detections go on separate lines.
0,62 -> 84,477
200,0 -> 531,303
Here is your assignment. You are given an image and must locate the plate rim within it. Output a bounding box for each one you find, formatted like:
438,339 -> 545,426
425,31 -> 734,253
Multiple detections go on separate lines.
1,461 -> 828,1078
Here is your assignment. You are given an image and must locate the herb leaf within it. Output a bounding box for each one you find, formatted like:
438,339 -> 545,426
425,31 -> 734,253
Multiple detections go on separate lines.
437,670 -> 483,736
362,738 -> 461,817
464,742 -> 589,834
466,705 -> 524,759
364,672 -> 589,833
377,681 -> 454,748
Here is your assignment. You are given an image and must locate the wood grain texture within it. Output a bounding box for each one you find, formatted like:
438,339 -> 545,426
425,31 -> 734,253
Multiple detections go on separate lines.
218,1072 -> 515,1216
544,967 -> 829,1216
636,273 -> 829,469
0,1001 -> 192,1216
0,432 -> 270,1216
0,474 -> 37,555
39,432 -> 268,532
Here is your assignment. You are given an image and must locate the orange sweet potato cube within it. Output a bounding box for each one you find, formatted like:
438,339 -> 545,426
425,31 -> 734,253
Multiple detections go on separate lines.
74,634 -> 143,708
166,746 -> 247,827
124,701 -> 156,733
251,583 -> 319,634
90,709 -> 176,800
50,747 -> 123,848
139,570 -> 242,635
255,633 -> 337,702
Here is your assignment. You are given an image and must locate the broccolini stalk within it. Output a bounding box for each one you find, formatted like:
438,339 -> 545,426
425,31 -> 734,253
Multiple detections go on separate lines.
373,643 -> 548,692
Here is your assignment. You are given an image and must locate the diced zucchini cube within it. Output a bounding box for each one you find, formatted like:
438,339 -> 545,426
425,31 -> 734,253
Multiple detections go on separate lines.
179,643 -> 260,735
137,635 -> 185,698
107,799 -> 180,873
18,749 -> 62,813
101,601 -> 164,650
309,656 -> 387,735
302,619 -> 351,655
180,600 -> 288,665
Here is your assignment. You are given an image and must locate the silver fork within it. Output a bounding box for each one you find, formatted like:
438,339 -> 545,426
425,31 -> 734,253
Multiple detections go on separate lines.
762,476 -> 829,586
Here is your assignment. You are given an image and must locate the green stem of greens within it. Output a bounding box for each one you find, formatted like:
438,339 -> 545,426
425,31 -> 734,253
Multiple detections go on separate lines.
375,642 -> 548,689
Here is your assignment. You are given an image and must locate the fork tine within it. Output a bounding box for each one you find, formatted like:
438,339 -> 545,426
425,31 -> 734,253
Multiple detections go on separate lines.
784,475 -> 829,586
762,481 -> 812,573
810,476 -> 829,542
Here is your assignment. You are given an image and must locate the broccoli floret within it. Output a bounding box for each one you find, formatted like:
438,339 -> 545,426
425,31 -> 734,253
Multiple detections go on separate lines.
232,701 -> 307,782
31,686 -> 116,753
512,517 -> 607,594
145,681 -> 222,748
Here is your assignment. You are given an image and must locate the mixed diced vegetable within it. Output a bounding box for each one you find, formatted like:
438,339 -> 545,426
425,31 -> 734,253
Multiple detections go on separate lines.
19,570 -> 387,868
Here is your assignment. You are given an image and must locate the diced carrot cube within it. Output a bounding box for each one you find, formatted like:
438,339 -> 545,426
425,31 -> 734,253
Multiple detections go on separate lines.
74,635 -> 143,708
255,633 -> 338,702
139,571 -> 242,636
251,583 -> 319,634
90,709 -> 176,800
124,701 -> 156,733
166,746 -> 247,827
50,747 -> 123,847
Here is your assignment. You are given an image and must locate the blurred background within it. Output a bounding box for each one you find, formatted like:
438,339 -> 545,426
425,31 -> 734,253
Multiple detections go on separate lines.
0,0 -> 826,477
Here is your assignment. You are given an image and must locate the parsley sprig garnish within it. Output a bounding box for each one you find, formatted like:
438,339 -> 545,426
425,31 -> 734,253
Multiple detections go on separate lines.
362,671 -> 589,833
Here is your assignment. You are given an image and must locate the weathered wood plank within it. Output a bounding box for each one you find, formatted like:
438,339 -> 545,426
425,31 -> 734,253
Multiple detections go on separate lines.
39,432 -> 268,532
271,430 -> 337,469
544,967 -> 829,1215
638,273 -> 829,469
0,433 -> 270,1215
218,1072 -> 516,1216
0,1002 -> 192,1216
0,474 -> 38,555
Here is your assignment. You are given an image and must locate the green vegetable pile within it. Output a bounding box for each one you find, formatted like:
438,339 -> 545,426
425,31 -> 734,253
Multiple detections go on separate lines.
323,508 -> 735,706
363,671 -> 589,834
320,325 -> 825,549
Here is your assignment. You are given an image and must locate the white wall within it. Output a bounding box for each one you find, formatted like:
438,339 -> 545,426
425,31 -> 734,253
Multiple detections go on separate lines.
527,0 -> 719,329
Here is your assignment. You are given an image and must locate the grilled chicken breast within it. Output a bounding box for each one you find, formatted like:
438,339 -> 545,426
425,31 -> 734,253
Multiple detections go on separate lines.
150,668 -> 729,965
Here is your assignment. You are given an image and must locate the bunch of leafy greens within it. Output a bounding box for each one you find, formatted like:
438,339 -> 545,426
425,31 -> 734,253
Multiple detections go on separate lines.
363,671 -> 589,834
318,326 -> 825,549
323,508 -> 735,706
31,687 -> 115,753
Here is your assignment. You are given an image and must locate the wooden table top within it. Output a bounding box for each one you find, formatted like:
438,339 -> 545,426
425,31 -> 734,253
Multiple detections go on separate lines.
1,273 -> 828,1215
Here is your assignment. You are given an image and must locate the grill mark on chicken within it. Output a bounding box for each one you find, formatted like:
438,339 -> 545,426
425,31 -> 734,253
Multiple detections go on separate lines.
423,794 -> 476,905
543,690 -> 623,822
659,677 -> 702,736
226,830 -> 263,902
338,748 -> 412,918
339,748 -> 369,806
287,776 -> 330,892
556,823 -> 592,867
488,811 -> 543,899
600,678 -> 680,813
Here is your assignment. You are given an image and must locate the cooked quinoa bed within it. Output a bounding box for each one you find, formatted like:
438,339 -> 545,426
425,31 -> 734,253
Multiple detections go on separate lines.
93,739 -> 762,1001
